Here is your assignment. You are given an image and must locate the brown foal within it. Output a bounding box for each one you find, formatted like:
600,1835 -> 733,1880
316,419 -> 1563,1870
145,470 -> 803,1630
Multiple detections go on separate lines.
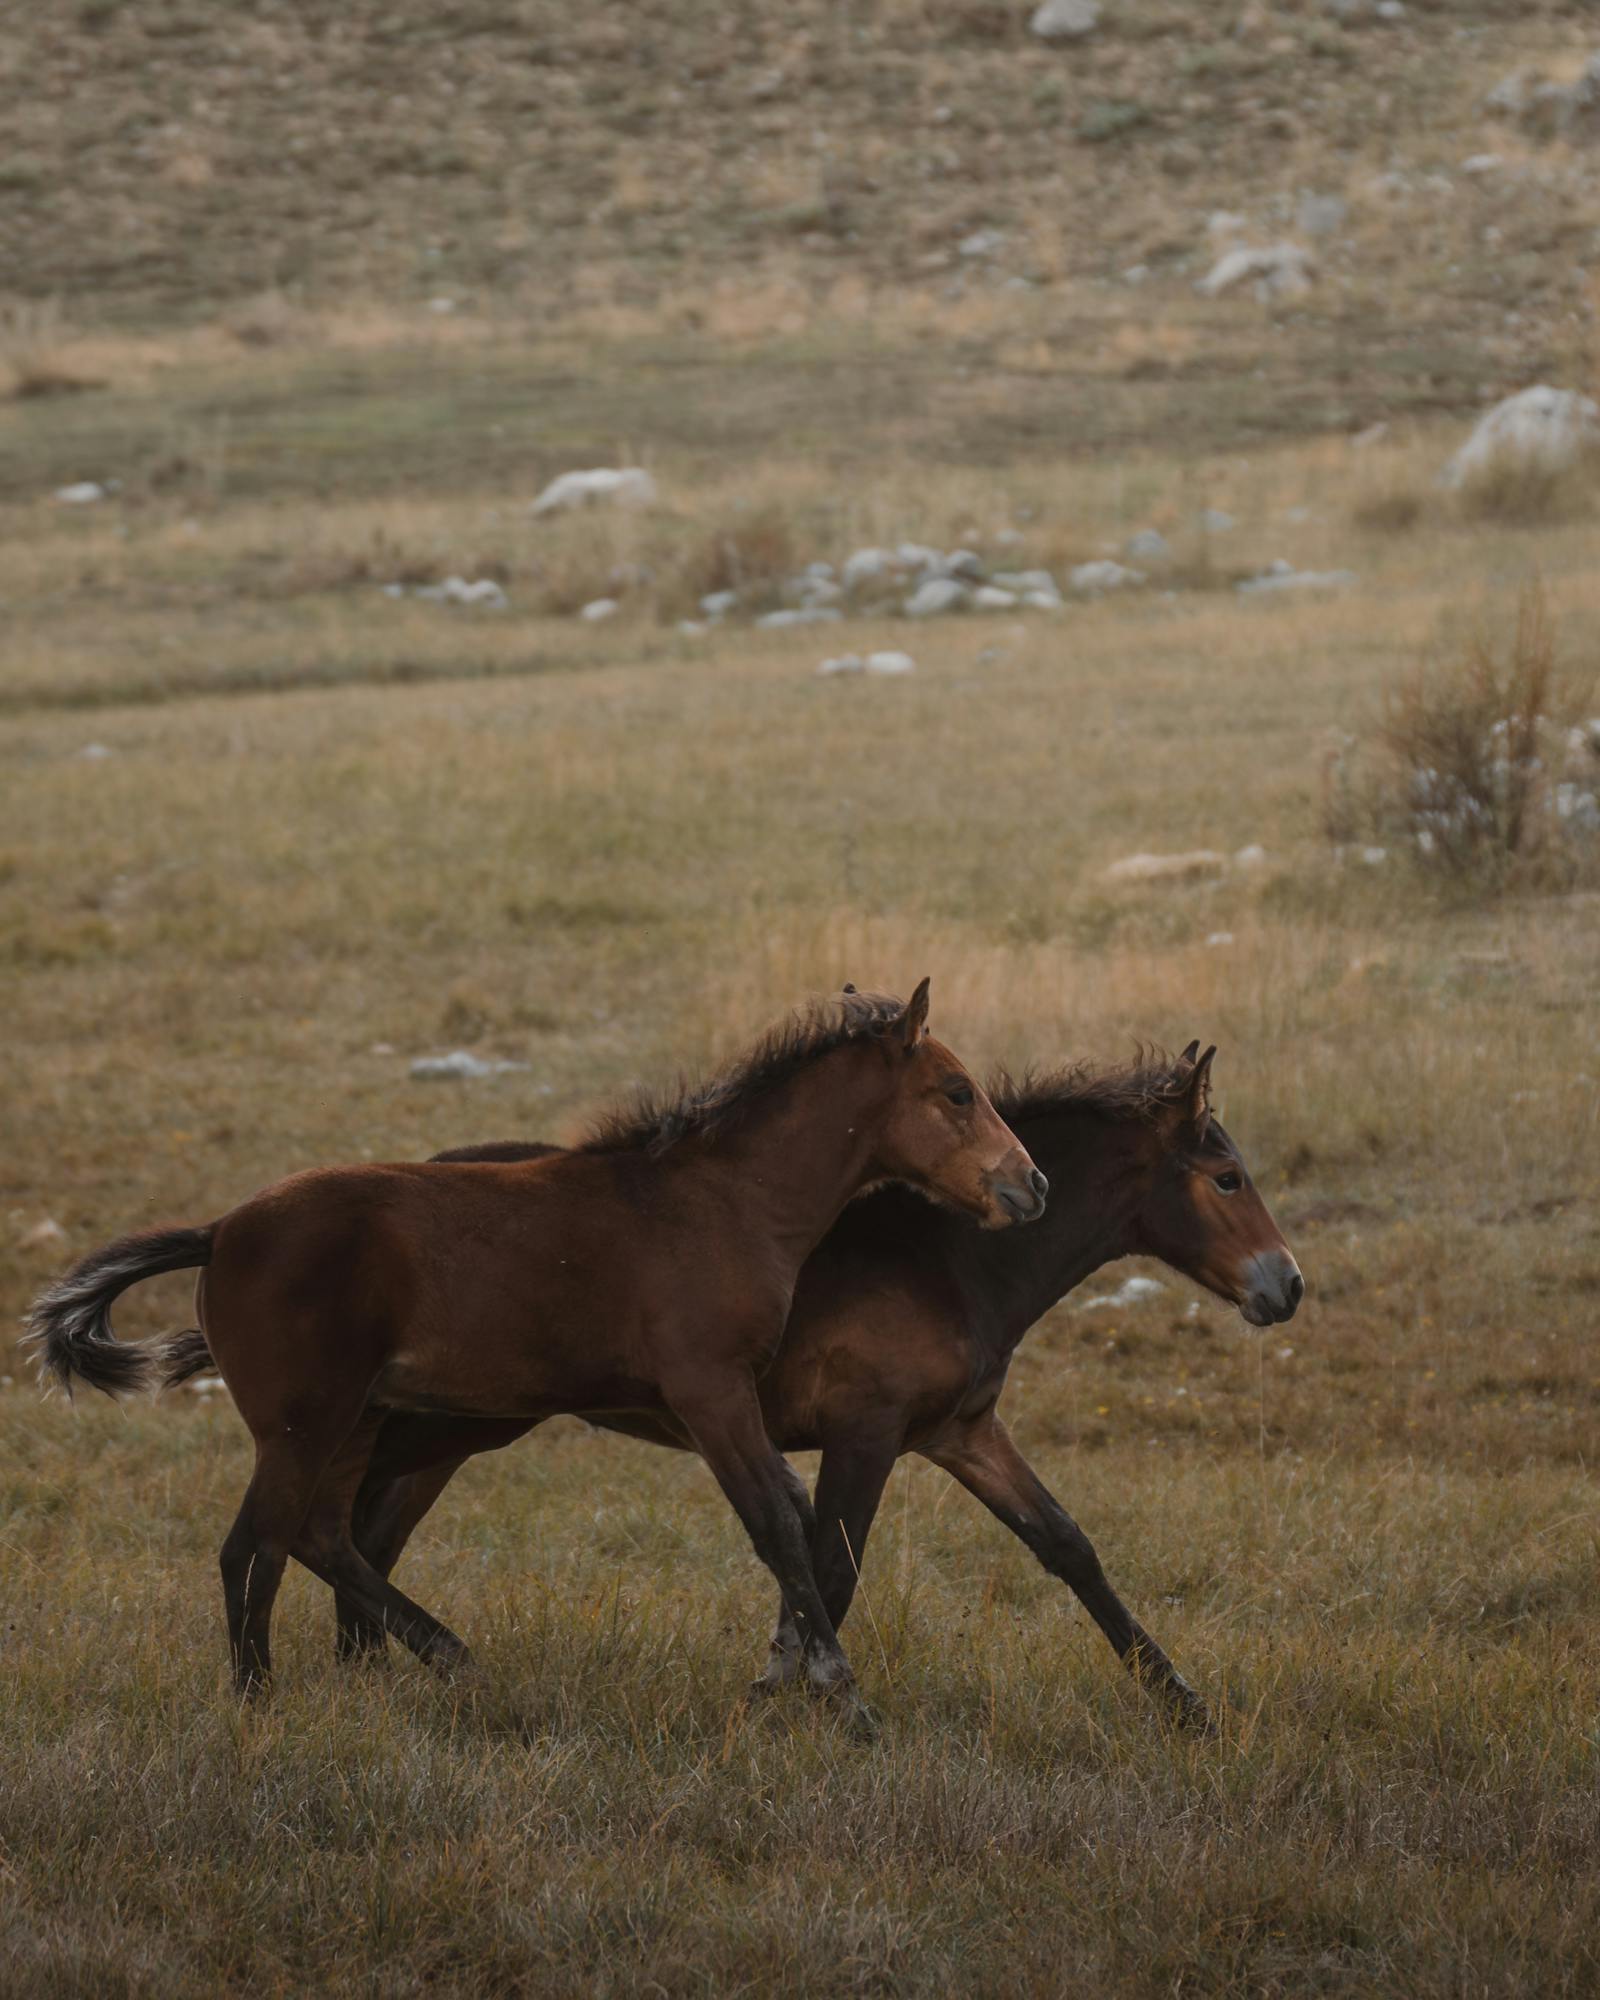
26,982 -> 1045,1716
298,1044 -> 1300,1731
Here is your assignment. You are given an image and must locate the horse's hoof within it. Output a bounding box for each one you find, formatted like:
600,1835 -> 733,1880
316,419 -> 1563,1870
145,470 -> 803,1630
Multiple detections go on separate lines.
810,1677 -> 879,1742
1166,1685 -> 1218,1739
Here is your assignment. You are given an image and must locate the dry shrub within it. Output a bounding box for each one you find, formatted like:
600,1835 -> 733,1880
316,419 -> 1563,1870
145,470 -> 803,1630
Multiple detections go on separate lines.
1324,582 -> 1598,883
677,505 -> 798,613
1351,485 -> 1425,534
0,299 -> 105,399
1455,454 -> 1596,527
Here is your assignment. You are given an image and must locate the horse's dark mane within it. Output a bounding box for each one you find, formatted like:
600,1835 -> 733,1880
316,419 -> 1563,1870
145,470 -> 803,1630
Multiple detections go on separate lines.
582,990 -> 907,1158
990,1047 -> 1185,1127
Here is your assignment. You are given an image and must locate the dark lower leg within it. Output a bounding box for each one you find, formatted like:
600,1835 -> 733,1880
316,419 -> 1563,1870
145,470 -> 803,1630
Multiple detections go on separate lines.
926,1415 -> 1210,1730
758,1445 -> 896,1694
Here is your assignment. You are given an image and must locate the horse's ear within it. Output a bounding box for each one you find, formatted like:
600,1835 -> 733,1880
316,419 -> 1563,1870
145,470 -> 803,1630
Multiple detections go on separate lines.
1183,1045 -> 1217,1134
842,982 -> 857,995
1177,1039 -> 1201,1066
896,976 -> 932,1052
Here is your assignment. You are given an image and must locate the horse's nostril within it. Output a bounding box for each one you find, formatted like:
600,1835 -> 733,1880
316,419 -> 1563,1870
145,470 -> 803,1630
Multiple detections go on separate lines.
1030,1168 -> 1049,1203
1286,1271 -> 1305,1310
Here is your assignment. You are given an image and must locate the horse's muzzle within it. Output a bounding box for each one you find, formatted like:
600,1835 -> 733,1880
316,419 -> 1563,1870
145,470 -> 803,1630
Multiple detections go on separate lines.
990,1166 -> 1049,1227
1238,1250 -> 1304,1325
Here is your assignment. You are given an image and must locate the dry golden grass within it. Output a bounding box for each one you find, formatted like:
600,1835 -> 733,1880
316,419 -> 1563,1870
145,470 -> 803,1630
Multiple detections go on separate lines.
3,326 -> 1600,1994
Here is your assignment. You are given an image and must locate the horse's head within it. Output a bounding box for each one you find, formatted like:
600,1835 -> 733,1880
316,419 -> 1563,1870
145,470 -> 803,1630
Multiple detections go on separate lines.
867,978 -> 1048,1230
1133,1043 -> 1303,1326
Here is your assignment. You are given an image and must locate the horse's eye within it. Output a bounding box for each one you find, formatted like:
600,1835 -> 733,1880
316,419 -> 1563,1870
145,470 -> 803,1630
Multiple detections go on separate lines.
945,1083 -> 974,1107
1215,1171 -> 1243,1194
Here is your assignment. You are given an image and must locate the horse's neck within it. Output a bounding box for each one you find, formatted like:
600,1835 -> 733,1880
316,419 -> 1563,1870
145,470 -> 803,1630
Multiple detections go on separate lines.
952,1107 -> 1151,1359
692,1046 -> 889,1268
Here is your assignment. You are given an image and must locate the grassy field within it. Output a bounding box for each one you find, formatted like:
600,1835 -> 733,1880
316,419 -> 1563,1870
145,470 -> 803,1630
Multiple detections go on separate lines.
5,3 -> 1600,1994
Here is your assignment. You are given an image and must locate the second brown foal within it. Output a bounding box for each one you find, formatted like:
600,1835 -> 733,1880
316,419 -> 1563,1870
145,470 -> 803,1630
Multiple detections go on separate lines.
27,982 -> 1045,1717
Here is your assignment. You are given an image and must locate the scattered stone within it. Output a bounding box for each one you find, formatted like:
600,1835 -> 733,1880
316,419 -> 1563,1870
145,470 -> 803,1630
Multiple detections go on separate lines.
842,548 -> 894,590
78,743 -> 114,761
700,589 -> 739,619
1233,844 -> 1268,869
579,598 -> 619,623
1123,264 -> 1150,286
756,606 -> 841,628
18,1218 -> 67,1251
1461,153 -> 1503,176
1296,193 -> 1348,238
865,650 -> 916,676
427,296 -> 458,315
1029,0 -> 1100,42
530,466 -> 658,516
971,585 -> 1020,610
1077,1275 -> 1167,1311
793,575 -> 843,606
992,569 -> 1059,596
1196,242 -> 1315,301
1199,508 -> 1237,533
896,541 -> 944,576
905,577 -> 968,617
678,620 -> 708,636
1104,850 -> 1227,884
1359,846 -> 1388,866
1206,210 -> 1248,238
1070,560 -> 1145,596
54,481 -> 106,504
1124,528 -> 1171,562
1206,932 -> 1235,948
1237,561 -> 1355,595
1350,421 -> 1390,449
817,653 -> 864,676
415,576 -> 508,608
1441,385 -> 1600,490
409,1051 -> 530,1081
940,548 -> 986,581
1022,590 -> 1065,611
958,228 -> 1007,259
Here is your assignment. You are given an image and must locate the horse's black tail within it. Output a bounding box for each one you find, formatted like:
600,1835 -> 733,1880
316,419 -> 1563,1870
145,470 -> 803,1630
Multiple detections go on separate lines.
24,1225 -> 215,1399
156,1328 -> 216,1388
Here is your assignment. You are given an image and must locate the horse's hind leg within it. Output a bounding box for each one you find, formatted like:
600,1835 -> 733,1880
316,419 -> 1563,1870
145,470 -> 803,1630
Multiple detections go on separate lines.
752,1458 -> 816,1694
294,1420 -> 473,1675
222,1432 -> 345,1697
336,1457 -> 470,1663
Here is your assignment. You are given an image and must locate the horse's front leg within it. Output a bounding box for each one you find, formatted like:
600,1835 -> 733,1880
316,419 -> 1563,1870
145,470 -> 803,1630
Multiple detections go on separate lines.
754,1440 -> 899,1695
673,1371 -> 874,1735
923,1410 -> 1212,1732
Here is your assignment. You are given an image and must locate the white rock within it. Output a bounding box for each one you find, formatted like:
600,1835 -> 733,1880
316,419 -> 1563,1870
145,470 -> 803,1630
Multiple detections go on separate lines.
939,548 -> 987,580
971,585 -> 1019,610
1233,843 -> 1268,869
796,576 -> 843,606
78,743 -> 114,761
896,541 -> 944,576
678,620 -> 708,636
1206,210 -> 1248,238
842,548 -> 894,590
865,650 -> 916,676
700,589 -> 739,618
1030,0 -> 1100,41
530,467 -> 658,516
409,1051 -> 530,1080
1124,528 -> 1171,561
992,569 -> 1059,595
1206,932 -> 1235,948
54,482 -> 106,505
418,576 -> 507,608
1069,560 -> 1145,595
1123,264 -> 1150,286
905,577 -> 968,617
1350,421 -> 1389,449
959,228 -> 1007,259
1199,508 -> 1237,533
1441,385 -> 1600,490
756,606 -> 841,628
1296,193 -> 1348,238
1076,1274 -> 1167,1311
1236,563 -> 1355,595
1196,242 -> 1315,301
427,296 -> 458,314
1104,850 -> 1226,884
803,561 -> 836,581
579,597 -> 619,622
1359,846 -> 1388,865
18,1217 -> 67,1250
1461,153 -> 1503,175
1022,590 -> 1065,611
817,654 -> 865,677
